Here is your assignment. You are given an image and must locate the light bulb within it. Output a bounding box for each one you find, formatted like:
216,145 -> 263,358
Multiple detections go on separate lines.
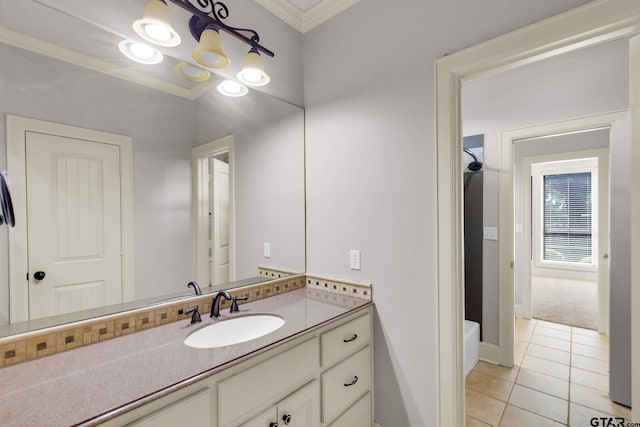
217,80 -> 248,97
144,23 -> 172,42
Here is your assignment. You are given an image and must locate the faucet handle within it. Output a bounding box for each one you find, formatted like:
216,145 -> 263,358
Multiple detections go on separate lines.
186,306 -> 202,324
230,296 -> 249,313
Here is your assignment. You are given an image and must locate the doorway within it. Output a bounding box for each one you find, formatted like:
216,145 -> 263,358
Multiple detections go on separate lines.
7,115 -> 134,322
513,130 -> 611,334
434,2 -> 640,424
525,146 -> 607,331
193,135 -> 235,288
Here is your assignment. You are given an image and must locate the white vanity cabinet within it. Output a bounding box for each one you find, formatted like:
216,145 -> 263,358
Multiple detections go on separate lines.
240,380 -> 319,427
104,307 -> 373,427
319,313 -> 372,427
126,388 -> 213,427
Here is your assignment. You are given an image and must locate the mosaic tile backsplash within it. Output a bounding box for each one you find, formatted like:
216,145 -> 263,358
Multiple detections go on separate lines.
0,274 -> 371,368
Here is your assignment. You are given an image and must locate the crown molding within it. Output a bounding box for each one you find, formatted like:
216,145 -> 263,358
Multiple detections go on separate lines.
256,0 -> 360,33
0,26 -> 216,100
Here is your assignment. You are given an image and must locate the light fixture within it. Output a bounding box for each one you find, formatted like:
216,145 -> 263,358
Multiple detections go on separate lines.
217,79 -> 248,97
131,0 -> 275,86
133,0 -> 181,47
237,47 -> 270,87
192,27 -> 230,69
174,62 -> 211,82
118,40 -> 163,64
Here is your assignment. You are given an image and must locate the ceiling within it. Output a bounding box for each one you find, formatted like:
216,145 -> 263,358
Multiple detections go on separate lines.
255,0 -> 360,33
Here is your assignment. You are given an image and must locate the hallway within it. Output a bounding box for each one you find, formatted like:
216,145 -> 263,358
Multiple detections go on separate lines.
465,318 -> 630,426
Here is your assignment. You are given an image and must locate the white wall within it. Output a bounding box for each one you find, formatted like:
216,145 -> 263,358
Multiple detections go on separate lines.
463,37 -> 629,344
302,0 -> 594,424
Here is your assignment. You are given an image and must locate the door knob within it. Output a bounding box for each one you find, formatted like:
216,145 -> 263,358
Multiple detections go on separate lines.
33,271 -> 46,281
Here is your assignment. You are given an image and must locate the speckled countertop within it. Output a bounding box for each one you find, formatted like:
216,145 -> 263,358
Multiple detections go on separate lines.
0,288 -> 372,427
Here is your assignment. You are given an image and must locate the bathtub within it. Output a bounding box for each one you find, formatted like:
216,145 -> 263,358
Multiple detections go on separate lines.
464,320 -> 480,377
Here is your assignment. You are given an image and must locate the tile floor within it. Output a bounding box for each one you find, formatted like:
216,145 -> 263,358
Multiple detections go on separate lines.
465,318 -> 631,426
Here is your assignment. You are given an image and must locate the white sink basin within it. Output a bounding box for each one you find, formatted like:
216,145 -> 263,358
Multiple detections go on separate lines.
183,314 -> 285,349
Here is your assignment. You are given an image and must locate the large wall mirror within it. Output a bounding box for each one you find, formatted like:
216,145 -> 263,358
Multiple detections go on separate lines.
0,1 -> 305,336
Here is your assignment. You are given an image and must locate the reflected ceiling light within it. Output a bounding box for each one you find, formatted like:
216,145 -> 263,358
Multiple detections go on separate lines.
237,47 -> 270,87
118,40 -> 163,64
131,0 -> 275,85
192,27 -> 230,69
217,79 -> 248,97
174,62 -> 211,82
133,0 -> 181,47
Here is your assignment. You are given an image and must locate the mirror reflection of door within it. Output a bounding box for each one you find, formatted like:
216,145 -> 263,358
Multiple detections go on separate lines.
27,133 -> 123,319
193,135 -> 235,288
7,116 -> 134,322
209,154 -> 230,286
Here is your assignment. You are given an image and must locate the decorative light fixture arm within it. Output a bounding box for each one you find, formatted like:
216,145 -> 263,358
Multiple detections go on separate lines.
167,0 -> 275,57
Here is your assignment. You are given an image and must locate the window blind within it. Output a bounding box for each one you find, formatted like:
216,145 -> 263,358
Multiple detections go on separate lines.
543,172 -> 592,264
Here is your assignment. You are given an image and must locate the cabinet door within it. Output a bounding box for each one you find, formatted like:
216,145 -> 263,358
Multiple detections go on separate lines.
327,393 -> 371,427
277,380 -> 319,427
240,407 -> 277,427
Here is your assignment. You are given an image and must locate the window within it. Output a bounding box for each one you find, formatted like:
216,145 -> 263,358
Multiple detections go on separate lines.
531,156 -> 599,270
543,172 -> 592,264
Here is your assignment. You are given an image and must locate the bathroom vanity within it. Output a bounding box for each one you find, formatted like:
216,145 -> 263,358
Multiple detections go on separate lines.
0,286 -> 373,427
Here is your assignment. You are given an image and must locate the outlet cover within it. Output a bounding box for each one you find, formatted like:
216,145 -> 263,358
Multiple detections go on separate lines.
264,242 -> 271,258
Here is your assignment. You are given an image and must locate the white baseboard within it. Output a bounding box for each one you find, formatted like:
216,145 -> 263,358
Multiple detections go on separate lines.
374,423 -> 383,427
515,304 -> 524,318
479,342 -> 500,364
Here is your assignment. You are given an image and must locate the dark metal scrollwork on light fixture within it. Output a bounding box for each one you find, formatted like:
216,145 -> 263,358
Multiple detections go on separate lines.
170,0 -> 274,58
130,0 -> 274,93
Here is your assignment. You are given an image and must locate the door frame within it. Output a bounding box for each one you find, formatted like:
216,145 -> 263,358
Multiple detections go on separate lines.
505,113 -> 624,341
192,135 -> 235,287
6,115 -> 135,323
435,1 -> 640,424
520,144 -> 611,335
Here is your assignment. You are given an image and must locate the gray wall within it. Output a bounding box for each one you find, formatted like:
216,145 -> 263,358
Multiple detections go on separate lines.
609,120 -> 632,406
463,38 -> 629,344
301,0 -> 594,425
194,94 -> 306,277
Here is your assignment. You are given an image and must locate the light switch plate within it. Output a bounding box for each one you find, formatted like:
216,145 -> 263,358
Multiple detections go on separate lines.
483,227 -> 498,240
350,249 -> 361,270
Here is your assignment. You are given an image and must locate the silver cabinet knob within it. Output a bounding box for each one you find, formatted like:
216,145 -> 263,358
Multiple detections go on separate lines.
603,253 -> 609,259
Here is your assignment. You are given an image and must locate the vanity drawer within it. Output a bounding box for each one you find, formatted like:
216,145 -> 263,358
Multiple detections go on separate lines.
218,337 -> 319,427
321,345 -> 371,423
321,313 -> 370,367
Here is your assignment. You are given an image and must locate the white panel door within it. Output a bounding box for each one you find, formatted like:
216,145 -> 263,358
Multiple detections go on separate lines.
211,157 -> 230,285
26,131 -> 122,319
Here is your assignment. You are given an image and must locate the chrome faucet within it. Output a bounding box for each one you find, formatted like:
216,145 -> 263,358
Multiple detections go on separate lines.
210,290 -> 232,318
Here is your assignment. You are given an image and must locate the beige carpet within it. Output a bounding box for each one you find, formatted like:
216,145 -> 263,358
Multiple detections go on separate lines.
531,276 -> 597,330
